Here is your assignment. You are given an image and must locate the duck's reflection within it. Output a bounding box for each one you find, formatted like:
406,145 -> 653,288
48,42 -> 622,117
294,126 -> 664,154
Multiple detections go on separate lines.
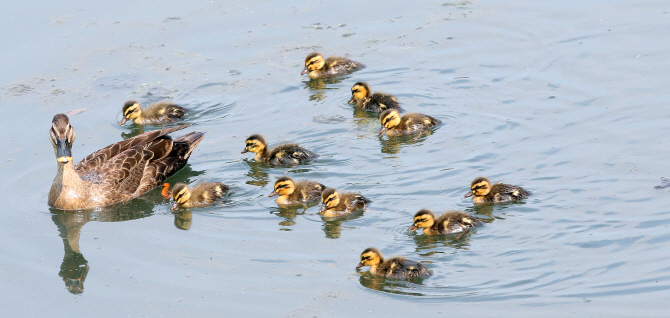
303,77 -> 347,101
320,209 -> 364,239
378,129 -> 437,155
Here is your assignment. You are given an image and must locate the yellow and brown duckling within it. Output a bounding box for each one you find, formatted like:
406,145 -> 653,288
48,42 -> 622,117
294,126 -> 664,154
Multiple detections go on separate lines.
120,100 -> 187,125
300,52 -> 365,79
409,209 -> 482,235
356,248 -> 433,279
348,82 -> 402,113
378,109 -> 440,136
465,176 -> 531,204
241,134 -> 317,166
268,176 -> 326,205
170,182 -> 229,210
319,187 -> 371,217
48,114 -> 204,210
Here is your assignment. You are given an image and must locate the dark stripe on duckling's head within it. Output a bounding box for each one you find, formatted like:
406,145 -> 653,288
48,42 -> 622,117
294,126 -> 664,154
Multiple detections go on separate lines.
358,247 -> 384,268
122,101 -> 141,116
271,176 -> 295,196
304,52 -> 322,64
411,209 -> 436,230
171,183 -> 191,204
469,176 -> 491,196
243,134 -> 267,154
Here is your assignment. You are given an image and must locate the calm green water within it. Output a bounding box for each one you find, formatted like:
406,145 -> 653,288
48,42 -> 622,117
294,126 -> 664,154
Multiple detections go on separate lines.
2,0 -> 670,316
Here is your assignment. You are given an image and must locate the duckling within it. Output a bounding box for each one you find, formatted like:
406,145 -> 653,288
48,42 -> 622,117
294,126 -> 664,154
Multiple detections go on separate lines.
241,134 -> 317,166
409,209 -> 482,235
119,100 -> 187,125
171,182 -> 229,210
319,187 -> 370,217
348,82 -> 402,113
378,109 -> 440,136
300,52 -> 365,79
268,176 -> 326,205
464,176 -> 531,204
356,247 -> 432,279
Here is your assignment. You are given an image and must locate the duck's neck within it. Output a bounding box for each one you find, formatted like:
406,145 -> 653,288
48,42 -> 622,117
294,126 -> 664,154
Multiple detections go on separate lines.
49,161 -> 89,209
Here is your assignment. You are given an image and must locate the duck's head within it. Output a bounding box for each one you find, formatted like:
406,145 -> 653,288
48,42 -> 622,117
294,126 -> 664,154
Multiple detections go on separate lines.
378,109 -> 401,135
348,82 -> 371,105
409,209 -> 436,232
319,187 -> 340,213
357,247 -> 383,269
269,176 -> 295,197
120,101 -> 142,125
49,114 -> 76,165
301,52 -> 325,75
465,177 -> 491,197
241,134 -> 267,154
171,183 -> 191,210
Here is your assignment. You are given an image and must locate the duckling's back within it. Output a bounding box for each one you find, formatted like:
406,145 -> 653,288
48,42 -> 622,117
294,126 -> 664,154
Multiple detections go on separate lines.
380,257 -> 433,279
324,57 -> 365,77
143,102 -> 187,123
392,113 -> 440,136
342,192 -> 371,212
436,211 -> 482,234
362,93 -> 402,113
268,144 -> 317,165
191,182 -> 229,204
490,183 -> 531,203
295,180 -> 326,202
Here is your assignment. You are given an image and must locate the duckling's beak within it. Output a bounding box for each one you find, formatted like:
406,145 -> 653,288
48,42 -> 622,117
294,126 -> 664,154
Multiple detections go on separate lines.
319,204 -> 326,213
119,117 -> 128,126
241,149 -> 248,154
464,190 -> 474,198
268,190 -> 278,197
356,263 -> 364,269
300,66 -> 309,75
56,138 -> 72,164
408,225 -> 418,232
170,201 -> 179,211
378,127 -> 389,135
348,97 -> 356,105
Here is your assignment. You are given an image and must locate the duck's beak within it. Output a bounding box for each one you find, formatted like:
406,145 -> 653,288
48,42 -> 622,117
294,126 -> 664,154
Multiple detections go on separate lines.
378,127 -> 388,135
119,117 -> 128,126
464,190 -> 474,198
268,190 -> 278,197
348,97 -> 356,105
56,138 -> 72,164
408,225 -> 418,232
356,263 -> 364,269
241,149 -> 248,154
171,201 -> 179,211
300,66 -> 309,75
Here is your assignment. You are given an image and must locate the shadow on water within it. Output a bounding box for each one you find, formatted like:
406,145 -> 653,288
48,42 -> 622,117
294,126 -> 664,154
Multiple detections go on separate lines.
378,128 -> 438,155
303,77 -> 348,101
320,209 -> 365,239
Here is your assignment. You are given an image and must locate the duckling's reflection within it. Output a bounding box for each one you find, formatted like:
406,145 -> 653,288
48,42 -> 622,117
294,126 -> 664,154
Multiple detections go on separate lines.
120,124 -> 145,140
243,159 -> 270,186
358,274 -> 427,296
269,205 -> 312,230
303,77 -> 347,101
320,209 -> 364,239
411,229 -> 477,252
173,210 -> 192,230
378,129 -> 437,155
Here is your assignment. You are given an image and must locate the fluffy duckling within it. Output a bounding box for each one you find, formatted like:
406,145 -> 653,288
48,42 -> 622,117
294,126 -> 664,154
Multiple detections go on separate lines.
348,82 -> 402,113
171,182 -> 229,210
409,209 -> 482,235
465,176 -> 531,204
300,52 -> 365,79
378,109 -> 440,136
241,134 -> 317,166
120,100 -> 187,125
356,248 -> 432,279
319,187 -> 370,217
268,176 -> 326,205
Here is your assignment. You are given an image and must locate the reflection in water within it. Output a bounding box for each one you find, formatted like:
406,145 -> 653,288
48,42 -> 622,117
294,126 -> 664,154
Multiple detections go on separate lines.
303,77 -> 347,101
243,159 -> 270,186
120,124 -> 145,139
174,210 -> 192,230
51,211 -> 91,294
378,129 -> 437,155
412,230 -> 476,253
269,205 -> 312,230
320,209 -> 364,239
358,273 -> 428,296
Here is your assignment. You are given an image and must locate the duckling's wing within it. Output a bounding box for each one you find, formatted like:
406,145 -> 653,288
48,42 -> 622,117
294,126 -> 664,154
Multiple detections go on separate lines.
496,183 -> 531,199
164,104 -> 188,120
326,57 -> 365,73
75,125 -> 192,176
368,93 -> 402,112
386,258 -> 432,279
270,144 -> 317,165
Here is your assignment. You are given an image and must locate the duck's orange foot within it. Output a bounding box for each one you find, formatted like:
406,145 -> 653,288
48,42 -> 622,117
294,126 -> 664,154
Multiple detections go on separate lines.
161,183 -> 171,199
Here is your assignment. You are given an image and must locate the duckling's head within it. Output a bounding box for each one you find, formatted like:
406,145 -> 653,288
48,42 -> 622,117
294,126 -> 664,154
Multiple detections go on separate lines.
465,177 -> 491,197
241,134 -> 267,154
269,176 -> 295,197
409,209 -> 436,232
319,187 -> 340,213
120,101 -> 142,125
49,114 -> 76,164
348,82 -> 371,105
356,247 -> 383,269
378,109 -> 401,135
301,52 -> 325,75
171,183 -> 191,210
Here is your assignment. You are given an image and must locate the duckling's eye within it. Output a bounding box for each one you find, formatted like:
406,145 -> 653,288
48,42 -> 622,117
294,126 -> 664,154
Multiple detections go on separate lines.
246,143 -> 253,148
361,256 -> 370,261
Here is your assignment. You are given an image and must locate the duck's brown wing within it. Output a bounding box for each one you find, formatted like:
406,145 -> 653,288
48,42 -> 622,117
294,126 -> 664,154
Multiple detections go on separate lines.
75,125 -> 192,175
